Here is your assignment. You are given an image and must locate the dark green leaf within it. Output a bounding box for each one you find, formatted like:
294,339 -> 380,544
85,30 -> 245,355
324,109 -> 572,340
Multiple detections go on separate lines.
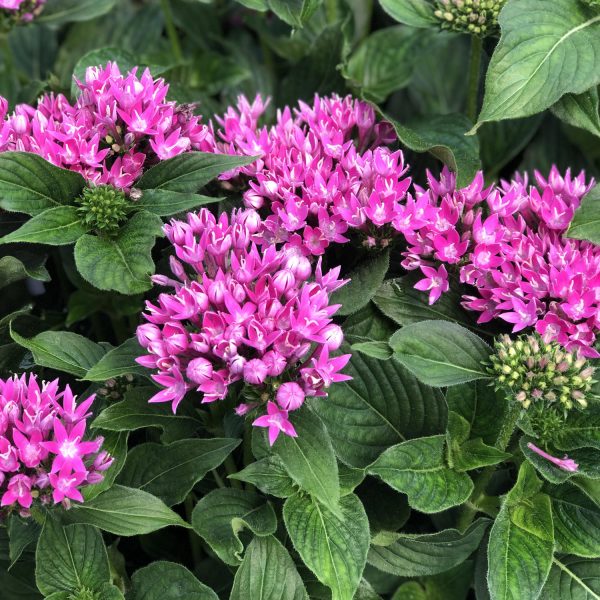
137,152 -> 256,193
74,211 -> 163,295
10,326 -> 105,377
542,556 -> 600,599
38,0 -> 117,25
331,249 -> 390,316
350,341 -> 393,360
135,190 -> 220,217
368,519 -> 489,577
475,0 -> 600,129
191,488 -> 277,566
0,152 -> 85,216
64,485 -> 190,536
35,519 -> 109,596
271,406 -> 340,513
368,435 -> 473,513
84,337 -> 147,381
568,184 -> 600,244
312,346 -> 446,468
552,88 -> 600,137
267,0 -> 320,28
378,0 -> 437,28
83,431 -> 128,501
230,536 -> 308,600
7,516 -> 40,567
129,561 -> 218,600
117,438 -> 241,505
0,255 -> 49,289
389,320 -> 492,387
9,25 -> 58,81
229,456 -> 297,498
0,206 -> 89,245
555,409 -> 600,451
284,493 -> 369,600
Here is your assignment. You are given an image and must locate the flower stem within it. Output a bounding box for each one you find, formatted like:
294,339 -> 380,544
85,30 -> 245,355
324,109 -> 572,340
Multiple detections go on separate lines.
223,454 -> 242,489
160,0 -> 183,64
466,35 -> 483,123
456,402 -> 521,531
184,493 -> 203,567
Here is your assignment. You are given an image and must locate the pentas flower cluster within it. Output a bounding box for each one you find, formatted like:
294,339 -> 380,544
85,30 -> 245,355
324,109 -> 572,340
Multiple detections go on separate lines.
0,0 -> 45,23
396,166 -> 599,357
0,62 -> 208,189
0,374 -> 111,515
136,207 -> 351,445
199,94 -> 411,255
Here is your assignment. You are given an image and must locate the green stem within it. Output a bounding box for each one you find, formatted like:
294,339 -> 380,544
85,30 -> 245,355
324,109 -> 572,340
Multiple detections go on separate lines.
466,35 -> 483,123
212,469 -> 226,488
184,494 -> 203,567
325,0 -> 339,24
223,454 -> 242,489
160,0 -> 183,64
456,403 -> 521,531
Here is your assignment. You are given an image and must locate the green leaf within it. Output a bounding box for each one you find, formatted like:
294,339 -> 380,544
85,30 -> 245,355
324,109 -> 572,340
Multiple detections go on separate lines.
266,0 -> 320,28
230,536 -> 308,600
129,561 -> 218,600
117,438 -> 241,505
135,190 -> 220,217
343,27 -> 429,102
549,483 -> 600,557
0,206 -> 89,246
0,254 -> 49,289
555,409 -> 600,451
83,430 -> 128,501
84,337 -> 147,381
63,485 -> 190,536
10,326 -> 105,377
446,381 -> 507,446
552,87 -> 600,137
542,556 -> 600,599
567,184 -> 600,244
35,519 -> 110,596
378,0 -> 437,28
283,493 -> 370,600
367,435 -> 473,513
474,0 -> 600,130
330,249 -> 390,316
312,346 -> 447,468
74,211 -> 163,295
487,463 -> 554,600
191,488 -> 277,566
343,303 -> 396,345
137,152 -> 256,193
368,519 -> 489,577
7,515 -> 41,567
38,0 -> 117,25
92,387 -> 200,438
373,275 -> 478,331
0,152 -> 85,216
229,456 -> 297,498
9,25 -> 57,81
383,112 -> 481,188
351,341 -> 393,360
446,412 -> 510,472
271,406 -> 340,514
389,320 -> 492,387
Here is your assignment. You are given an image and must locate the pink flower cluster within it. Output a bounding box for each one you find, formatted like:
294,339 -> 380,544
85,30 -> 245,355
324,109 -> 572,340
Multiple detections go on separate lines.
199,94 -> 411,255
0,0 -> 45,21
396,166 -> 599,357
0,62 -> 208,189
0,374 -> 111,514
136,207 -> 351,445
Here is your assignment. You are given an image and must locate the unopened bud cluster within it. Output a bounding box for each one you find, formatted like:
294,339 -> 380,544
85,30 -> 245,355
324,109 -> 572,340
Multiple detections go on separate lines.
489,333 -> 595,411
433,0 -> 506,36
97,374 -> 135,401
76,185 -> 129,236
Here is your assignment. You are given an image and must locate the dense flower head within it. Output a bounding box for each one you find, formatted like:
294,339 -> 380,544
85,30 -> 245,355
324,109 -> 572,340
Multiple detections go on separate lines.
0,62 -> 208,190
136,207 -> 351,443
433,0 -> 506,37
199,93 -> 410,255
0,374 -> 111,515
76,184 -> 129,235
398,166 -> 599,357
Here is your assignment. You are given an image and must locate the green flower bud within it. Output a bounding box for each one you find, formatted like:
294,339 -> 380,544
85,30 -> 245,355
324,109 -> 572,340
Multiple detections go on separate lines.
76,185 -> 129,236
433,0 -> 506,36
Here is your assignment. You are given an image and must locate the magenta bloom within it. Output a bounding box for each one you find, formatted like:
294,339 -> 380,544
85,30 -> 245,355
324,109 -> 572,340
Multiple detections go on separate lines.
0,62 -> 208,190
253,402 -> 298,446
199,94 -> 410,254
414,264 -> 449,305
0,374 -> 109,515
527,442 -> 578,472
136,208 -> 351,440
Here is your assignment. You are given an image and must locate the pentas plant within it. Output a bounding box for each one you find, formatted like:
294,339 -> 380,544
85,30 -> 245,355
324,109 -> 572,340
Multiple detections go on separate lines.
201,93 -> 410,254
0,62 -> 207,190
0,374 -> 110,514
136,207 -> 351,443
